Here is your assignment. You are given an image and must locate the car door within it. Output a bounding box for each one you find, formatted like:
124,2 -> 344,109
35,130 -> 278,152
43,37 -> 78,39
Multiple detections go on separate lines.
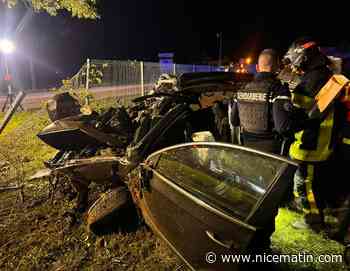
137,142 -> 296,271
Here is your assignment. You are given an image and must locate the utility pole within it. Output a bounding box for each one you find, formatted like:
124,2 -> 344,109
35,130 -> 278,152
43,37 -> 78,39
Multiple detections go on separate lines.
217,32 -> 223,67
85,58 -> 90,90
140,61 -> 144,96
85,58 -> 91,105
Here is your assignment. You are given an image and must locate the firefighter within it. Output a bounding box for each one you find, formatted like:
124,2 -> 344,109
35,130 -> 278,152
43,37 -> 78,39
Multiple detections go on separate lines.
229,49 -> 289,154
281,38 -> 337,230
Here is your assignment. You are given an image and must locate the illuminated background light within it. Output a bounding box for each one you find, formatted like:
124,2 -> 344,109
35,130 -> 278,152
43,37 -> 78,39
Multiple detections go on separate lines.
0,39 -> 15,55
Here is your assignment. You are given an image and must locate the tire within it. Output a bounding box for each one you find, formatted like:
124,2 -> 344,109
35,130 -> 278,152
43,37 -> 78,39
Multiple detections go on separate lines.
87,186 -> 133,234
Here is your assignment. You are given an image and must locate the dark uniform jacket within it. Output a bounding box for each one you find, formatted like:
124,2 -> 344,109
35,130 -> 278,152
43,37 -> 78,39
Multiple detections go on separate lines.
229,72 -> 290,154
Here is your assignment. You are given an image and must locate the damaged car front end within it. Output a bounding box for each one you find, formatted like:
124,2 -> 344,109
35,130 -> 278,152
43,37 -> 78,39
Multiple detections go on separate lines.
37,72 -> 252,212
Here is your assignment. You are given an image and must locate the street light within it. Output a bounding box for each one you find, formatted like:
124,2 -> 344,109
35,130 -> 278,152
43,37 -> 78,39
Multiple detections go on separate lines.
216,32 -> 223,67
0,39 -> 15,55
0,39 -> 16,111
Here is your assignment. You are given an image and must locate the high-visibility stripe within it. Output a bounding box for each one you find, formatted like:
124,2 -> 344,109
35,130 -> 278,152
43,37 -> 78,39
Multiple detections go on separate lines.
291,93 -> 314,110
303,208 -> 311,214
271,96 -> 291,103
343,137 -> 350,145
304,165 -> 320,215
290,109 -> 334,162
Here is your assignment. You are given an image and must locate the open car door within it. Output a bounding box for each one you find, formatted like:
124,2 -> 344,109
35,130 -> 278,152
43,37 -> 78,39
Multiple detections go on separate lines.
137,142 -> 297,270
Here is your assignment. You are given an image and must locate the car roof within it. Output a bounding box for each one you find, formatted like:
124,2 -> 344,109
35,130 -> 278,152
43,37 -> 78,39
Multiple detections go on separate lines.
178,72 -> 253,89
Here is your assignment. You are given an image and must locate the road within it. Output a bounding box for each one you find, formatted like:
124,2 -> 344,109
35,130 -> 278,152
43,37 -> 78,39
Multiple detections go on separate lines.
0,84 -> 152,110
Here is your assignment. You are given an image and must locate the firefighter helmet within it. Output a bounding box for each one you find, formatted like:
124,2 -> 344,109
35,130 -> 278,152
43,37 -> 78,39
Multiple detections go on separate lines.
283,38 -> 328,72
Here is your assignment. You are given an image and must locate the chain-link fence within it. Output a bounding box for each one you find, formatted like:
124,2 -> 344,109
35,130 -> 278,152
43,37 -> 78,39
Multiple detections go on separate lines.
71,59 -> 219,98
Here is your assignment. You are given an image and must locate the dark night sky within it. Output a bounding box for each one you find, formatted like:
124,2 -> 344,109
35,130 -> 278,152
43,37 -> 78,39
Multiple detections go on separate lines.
0,1 -> 349,89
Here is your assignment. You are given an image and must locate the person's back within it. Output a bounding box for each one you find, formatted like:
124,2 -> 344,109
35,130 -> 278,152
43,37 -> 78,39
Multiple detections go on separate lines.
229,49 -> 286,154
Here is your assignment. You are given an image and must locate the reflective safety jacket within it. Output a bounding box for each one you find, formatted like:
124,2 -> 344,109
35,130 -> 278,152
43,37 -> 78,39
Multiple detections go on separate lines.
289,66 -> 336,162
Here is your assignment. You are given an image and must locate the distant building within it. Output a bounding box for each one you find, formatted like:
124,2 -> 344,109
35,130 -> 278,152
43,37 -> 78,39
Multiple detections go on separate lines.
158,52 -> 174,74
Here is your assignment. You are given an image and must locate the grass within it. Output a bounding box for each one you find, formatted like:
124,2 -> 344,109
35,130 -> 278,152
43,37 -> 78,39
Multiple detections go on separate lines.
0,110 -> 56,177
272,209 -> 346,270
0,99 -> 348,270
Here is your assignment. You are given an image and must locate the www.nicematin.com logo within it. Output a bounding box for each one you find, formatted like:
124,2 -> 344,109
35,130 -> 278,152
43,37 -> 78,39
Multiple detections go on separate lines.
205,251 -> 343,264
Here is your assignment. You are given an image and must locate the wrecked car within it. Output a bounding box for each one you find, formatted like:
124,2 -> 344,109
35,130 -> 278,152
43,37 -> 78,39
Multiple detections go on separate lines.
35,72 -> 350,269
37,72 -> 252,212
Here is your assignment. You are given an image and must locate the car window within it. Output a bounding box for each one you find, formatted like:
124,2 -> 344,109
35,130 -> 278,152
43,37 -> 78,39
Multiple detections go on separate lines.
152,144 -> 286,220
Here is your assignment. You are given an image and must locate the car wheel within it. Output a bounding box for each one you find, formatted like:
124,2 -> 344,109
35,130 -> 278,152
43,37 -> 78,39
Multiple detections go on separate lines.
87,186 -> 135,234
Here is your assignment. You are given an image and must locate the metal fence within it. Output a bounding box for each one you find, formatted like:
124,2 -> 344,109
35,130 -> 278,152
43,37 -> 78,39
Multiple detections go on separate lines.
71,59 -> 219,98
